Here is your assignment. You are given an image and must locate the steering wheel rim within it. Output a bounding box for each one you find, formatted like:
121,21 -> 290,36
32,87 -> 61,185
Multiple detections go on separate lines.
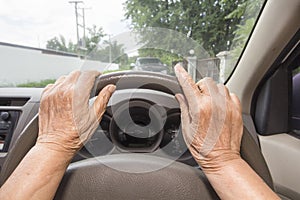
54,154 -> 219,200
0,71 -> 274,199
91,70 -> 183,98
53,70 -> 219,199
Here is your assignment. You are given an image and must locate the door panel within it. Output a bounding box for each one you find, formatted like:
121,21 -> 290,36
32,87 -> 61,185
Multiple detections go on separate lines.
259,134 -> 300,199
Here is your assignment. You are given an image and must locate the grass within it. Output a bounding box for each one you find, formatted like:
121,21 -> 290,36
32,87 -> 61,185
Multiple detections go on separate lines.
102,66 -> 131,74
17,79 -> 56,88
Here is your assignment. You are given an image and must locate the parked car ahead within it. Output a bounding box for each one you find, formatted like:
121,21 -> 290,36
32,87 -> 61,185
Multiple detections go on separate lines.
131,57 -> 169,74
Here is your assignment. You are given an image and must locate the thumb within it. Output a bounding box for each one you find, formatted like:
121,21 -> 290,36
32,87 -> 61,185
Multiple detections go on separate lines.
93,84 -> 116,121
175,93 -> 195,148
175,93 -> 190,125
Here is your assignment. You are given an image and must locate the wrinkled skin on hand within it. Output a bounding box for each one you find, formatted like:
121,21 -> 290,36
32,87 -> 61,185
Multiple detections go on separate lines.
37,70 -> 116,155
174,64 -> 243,172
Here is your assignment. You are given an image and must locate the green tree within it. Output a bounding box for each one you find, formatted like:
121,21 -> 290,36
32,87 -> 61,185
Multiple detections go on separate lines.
46,35 -> 76,52
46,26 -> 128,67
89,40 -> 127,64
84,25 -> 106,52
227,0 -> 263,60
46,25 -> 105,54
124,0 -> 248,56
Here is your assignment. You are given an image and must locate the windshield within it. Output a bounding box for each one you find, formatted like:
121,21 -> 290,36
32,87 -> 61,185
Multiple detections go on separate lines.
138,58 -> 162,65
0,0 -> 265,87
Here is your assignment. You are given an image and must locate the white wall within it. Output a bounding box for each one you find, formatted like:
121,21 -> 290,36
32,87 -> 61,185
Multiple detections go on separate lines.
0,44 -> 118,86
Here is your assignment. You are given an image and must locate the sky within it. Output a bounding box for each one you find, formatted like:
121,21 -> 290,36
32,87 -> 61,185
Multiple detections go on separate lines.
0,0 -> 130,48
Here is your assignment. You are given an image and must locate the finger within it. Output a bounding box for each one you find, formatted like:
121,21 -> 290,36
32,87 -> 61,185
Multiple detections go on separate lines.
196,77 -> 218,96
198,78 -> 227,156
62,70 -> 81,84
93,84 -> 116,121
217,83 -> 230,99
54,75 -> 66,85
42,83 -> 54,96
46,71 -> 81,103
80,84 -> 116,144
230,93 -> 243,152
175,93 -> 194,145
46,76 -> 66,98
74,70 -> 101,104
53,70 -> 80,93
39,83 -> 54,115
175,93 -> 190,125
230,93 -> 242,113
174,64 -> 200,110
76,70 -> 100,92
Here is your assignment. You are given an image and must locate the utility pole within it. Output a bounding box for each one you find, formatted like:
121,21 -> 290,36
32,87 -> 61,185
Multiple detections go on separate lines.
81,8 -> 86,42
69,1 -> 84,51
109,34 -> 112,63
78,7 -> 91,48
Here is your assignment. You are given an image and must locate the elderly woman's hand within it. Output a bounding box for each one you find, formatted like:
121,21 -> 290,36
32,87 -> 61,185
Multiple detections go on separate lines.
36,70 -> 115,155
174,64 -> 243,172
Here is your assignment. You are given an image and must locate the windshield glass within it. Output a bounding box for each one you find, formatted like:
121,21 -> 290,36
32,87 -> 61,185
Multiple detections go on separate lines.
0,0 -> 265,87
138,58 -> 162,65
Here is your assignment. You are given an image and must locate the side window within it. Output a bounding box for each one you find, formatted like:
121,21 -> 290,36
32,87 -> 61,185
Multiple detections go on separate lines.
253,42 -> 300,137
254,57 -> 298,136
292,66 -> 300,133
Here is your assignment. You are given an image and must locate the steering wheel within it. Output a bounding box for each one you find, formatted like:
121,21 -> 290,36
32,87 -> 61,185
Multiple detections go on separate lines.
0,71 -> 274,200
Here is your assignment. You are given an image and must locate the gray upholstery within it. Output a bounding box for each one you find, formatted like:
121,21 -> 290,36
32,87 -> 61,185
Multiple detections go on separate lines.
0,115 -> 38,186
240,127 -> 274,189
54,154 -> 219,200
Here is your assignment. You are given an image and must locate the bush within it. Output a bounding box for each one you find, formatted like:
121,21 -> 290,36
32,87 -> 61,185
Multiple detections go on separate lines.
17,79 -> 56,88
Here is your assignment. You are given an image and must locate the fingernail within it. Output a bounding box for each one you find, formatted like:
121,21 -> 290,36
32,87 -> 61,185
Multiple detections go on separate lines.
108,85 -> 116,93
175,93 -> 183,102
94,71 -> 101,77
174,63 -> 181,71
175,94 -> 180,102
174,64 -> 182,77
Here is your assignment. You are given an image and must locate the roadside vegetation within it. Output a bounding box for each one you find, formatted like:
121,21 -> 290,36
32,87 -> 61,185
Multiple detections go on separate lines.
17,79 -> 56,88
0,0 -> 263,88
45,0 -> 262,72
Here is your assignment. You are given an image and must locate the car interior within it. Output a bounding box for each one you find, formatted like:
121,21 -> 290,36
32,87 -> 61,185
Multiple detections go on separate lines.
0,0 -> 299,199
